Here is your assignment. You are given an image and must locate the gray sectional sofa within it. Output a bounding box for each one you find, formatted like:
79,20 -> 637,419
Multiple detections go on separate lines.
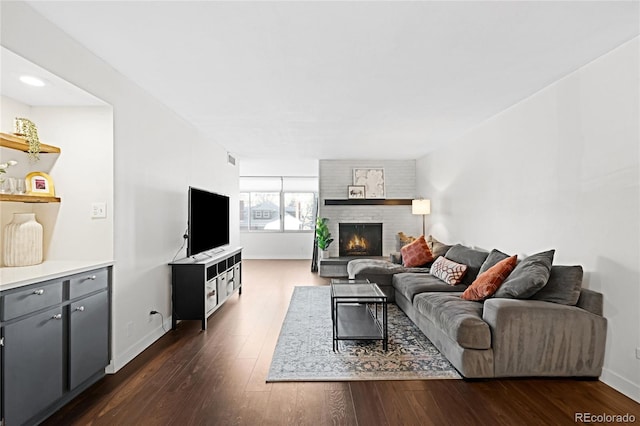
348,244 -> 607,378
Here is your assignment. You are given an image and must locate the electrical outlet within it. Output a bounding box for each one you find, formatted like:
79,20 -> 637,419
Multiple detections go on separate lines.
91,202 -> 107,219
636,348 -> 640,360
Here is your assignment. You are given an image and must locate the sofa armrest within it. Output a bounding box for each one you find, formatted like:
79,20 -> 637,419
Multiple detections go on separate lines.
482,298 -> 607,377
576,288 -> 603,316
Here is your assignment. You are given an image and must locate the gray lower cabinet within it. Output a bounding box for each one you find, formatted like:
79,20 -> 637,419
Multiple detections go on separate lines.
1,266 -> 111,426
3,306 -> 64,426
69,291 -> 109,390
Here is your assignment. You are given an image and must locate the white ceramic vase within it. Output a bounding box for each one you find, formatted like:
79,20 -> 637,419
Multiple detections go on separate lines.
3,213 -> 43,266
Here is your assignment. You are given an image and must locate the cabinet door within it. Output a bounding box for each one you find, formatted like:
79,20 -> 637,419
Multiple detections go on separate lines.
69,291 -> 109,390
3,306 -> 64,426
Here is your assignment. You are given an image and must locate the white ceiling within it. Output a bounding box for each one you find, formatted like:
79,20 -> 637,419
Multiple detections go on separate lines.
21,1 -> 640,160
1,47 -> 106,106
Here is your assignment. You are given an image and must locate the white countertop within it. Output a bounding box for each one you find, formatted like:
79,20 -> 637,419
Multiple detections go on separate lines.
0,260 -> 115,291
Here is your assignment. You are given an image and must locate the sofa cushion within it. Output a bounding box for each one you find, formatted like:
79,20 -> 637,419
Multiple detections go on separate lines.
444,245 -> 490,286
348,258 -> 406,278
530,265 -> 583,305
393,273 -> 467,302
461,255 -> 517,301
430,256 -> 468,285
478,249 -> 510,275
493,249 -> 555,299
401,235 -> 434,267
427,235 -> 452,258
413,292 -> 491,350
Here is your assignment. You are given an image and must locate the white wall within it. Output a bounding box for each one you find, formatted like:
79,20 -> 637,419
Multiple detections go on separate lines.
239,158 -> 317,259
1,2 -> 239,371
416,38 -> 639,401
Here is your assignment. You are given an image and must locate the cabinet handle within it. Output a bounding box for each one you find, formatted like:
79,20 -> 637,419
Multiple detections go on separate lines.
33,289 -> 45,295
87,275 -> 97,280
52,313 -> 62,320
75,306 -> 85,312
208,291 -> 216,297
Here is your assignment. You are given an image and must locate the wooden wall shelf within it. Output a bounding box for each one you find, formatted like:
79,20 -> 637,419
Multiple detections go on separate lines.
324,199 -> 412,206
0,194 -> 61,203
0,132 -> 61,154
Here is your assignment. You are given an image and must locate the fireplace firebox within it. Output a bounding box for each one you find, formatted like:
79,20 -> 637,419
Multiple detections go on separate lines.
338,223 -> 383,257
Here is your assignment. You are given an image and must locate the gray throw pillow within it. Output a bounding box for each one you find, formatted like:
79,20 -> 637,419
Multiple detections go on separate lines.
530,265 -> 583,305
444,244 -> 489,286
478,249 -> 510,275
427,235 -> 452,258
493,249 -> 555,299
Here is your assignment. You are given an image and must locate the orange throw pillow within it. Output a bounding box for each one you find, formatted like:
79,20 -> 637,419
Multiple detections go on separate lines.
462,255 -> 518,301
401,235 -> 434,267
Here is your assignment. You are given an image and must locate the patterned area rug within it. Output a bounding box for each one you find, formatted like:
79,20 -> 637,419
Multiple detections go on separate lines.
266,286 -> 461,382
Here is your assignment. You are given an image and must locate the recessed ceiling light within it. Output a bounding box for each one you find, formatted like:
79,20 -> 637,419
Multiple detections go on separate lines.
19,75 -> 46,87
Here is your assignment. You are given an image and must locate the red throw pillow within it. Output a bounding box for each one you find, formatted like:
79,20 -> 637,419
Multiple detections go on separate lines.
401,235 -> 434,267
462,255 -> 518,301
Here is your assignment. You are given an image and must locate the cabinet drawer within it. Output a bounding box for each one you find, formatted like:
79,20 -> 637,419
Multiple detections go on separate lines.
69,268 -> 109,299
205,278 -> 217,314
2,280 -> 63,321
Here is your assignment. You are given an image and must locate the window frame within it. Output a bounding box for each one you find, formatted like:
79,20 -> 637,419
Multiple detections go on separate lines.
240,190 -> 317,233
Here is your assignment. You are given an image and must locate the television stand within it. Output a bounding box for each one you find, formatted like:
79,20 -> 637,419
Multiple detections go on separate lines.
170,246 -> 242,330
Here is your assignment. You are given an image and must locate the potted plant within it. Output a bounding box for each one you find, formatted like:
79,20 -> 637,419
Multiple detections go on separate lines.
14,117 -> 41,161
315,217 -> 334,259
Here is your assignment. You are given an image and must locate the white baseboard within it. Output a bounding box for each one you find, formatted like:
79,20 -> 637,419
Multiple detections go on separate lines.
105,316 -> 172,374
600,367 -> 640,403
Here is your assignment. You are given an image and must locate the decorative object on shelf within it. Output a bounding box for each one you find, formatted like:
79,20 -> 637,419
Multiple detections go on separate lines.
3,212 -> 44,266
15,178 -> 26,194
25,171 -> 55,196
13,117 -> 41,161
411,198 -> 431,236
0,160 -> 18,175
0,177 -> 17,194
347,185 -> 365,199
315,217 -> 334,259
353,168 -> 385,199
0,160 -> 18,188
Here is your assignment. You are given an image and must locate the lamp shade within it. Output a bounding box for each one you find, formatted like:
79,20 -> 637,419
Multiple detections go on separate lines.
412,199 -> 431,215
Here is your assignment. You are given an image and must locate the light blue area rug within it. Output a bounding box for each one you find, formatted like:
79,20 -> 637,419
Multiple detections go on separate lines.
267,286 -> 461,382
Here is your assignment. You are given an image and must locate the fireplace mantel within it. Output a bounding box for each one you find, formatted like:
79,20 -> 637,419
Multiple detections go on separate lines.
324,199 -> 412,206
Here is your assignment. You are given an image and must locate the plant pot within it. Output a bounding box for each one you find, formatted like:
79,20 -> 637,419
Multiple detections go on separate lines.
320,249 -> 330,259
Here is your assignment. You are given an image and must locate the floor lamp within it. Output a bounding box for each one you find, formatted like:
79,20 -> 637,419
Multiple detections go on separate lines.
411,199 -> 431,236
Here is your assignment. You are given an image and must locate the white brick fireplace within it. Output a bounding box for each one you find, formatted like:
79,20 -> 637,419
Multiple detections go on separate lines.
319,159 -> 421,258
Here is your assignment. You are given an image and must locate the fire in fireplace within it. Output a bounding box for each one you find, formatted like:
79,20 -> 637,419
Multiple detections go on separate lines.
339,223 -> 383,257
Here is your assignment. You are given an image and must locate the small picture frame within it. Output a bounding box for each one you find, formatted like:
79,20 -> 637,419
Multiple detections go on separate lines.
25,171 -> 55,196
348,185 -> 366,199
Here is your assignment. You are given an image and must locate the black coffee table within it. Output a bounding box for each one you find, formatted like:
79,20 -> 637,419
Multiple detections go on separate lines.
330,280 -> 388,351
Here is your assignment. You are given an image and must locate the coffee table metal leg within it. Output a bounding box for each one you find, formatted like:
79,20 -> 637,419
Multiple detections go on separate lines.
383,302 -> 388,351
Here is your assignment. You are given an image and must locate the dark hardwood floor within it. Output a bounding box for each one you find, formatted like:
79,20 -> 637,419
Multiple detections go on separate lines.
44,260 -> 639,425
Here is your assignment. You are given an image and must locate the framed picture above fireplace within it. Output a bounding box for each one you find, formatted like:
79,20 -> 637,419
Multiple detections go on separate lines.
347,185 -> 365,199
353,168 -> 385,199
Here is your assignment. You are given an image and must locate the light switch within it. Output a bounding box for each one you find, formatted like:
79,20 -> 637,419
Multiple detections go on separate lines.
91,202 -> 107,218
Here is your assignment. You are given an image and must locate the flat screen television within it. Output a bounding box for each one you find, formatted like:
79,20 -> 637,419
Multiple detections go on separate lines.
187,186 -> 230,256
